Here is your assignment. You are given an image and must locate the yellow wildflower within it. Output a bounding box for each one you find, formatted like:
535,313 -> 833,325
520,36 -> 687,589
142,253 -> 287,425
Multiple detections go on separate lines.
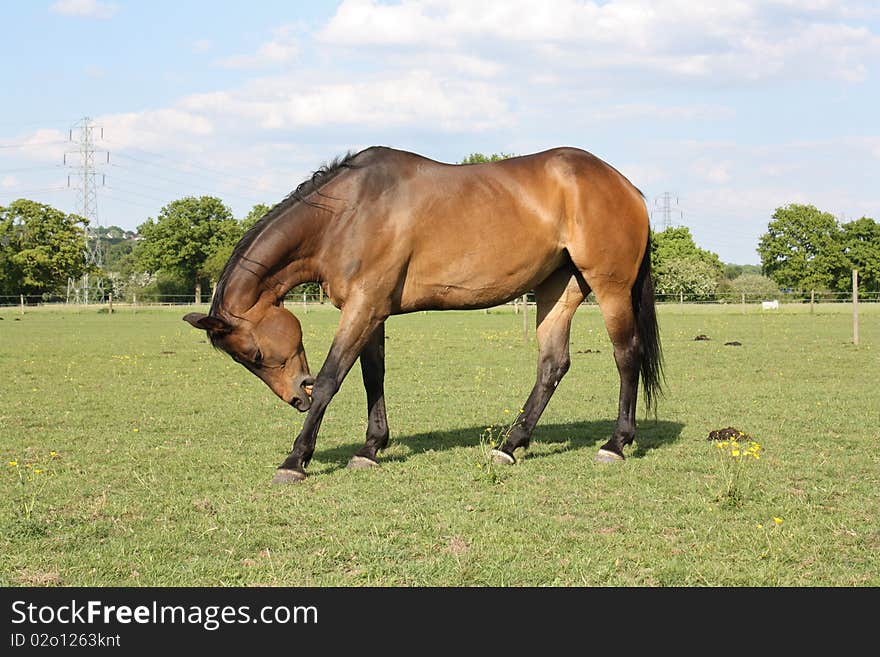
731,449 -> 740,457
7,460 -> 17,467
34,468 -> 42,474
773,517 -> 784,525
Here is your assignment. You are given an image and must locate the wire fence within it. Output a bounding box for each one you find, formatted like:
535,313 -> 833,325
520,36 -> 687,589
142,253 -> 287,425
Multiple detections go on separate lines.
2,290 -> 878,309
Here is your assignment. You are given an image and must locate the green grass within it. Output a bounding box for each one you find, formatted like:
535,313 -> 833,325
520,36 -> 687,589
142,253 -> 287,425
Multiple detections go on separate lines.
1,302 -> 878,586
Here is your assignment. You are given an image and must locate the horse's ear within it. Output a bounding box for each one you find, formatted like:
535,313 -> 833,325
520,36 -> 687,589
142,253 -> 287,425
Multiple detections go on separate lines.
183,312 -> 232,334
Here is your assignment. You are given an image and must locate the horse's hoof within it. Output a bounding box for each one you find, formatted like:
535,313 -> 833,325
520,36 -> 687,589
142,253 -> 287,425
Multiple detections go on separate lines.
271,468 -> 307,484
490,449 -> 516,465
347,455 -> 380,470
595,449 -> 624,463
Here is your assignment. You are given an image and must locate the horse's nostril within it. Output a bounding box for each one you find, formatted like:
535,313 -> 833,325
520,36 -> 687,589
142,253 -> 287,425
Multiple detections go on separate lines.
289,393 -> 310,412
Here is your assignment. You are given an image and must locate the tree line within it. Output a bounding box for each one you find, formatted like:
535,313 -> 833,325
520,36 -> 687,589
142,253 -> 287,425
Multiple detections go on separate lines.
1,154 -> 877,302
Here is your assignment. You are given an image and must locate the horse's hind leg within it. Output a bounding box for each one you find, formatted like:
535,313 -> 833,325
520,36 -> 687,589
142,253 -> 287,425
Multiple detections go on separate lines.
591,287 -> 640,462
494,268 -> 585,464
347,322 -> 389,469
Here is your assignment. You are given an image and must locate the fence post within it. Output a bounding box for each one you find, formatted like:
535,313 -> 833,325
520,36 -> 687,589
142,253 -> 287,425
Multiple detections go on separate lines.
810,289 -> 815,314
853,270 -> 859,346
20,294 -> 25,315
108,293 -> 113,314
195,283 -> 201,305
303,292 -> 308,314
319,286 -> 324,304
133,294 -> 137,313
679,291 -> 684,306
522,294 -> 529,343
741,293 -> 745,314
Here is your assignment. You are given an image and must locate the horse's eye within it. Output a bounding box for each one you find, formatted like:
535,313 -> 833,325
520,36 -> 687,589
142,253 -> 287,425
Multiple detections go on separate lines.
254,350 -> 263,365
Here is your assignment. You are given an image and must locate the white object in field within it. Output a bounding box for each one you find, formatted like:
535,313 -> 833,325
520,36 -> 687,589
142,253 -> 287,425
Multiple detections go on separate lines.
762,300 -> 779,310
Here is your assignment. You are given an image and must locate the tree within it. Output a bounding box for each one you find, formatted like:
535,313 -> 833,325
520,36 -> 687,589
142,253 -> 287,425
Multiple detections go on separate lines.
652,227 -> 724,274
728,273 -> 780,300
837,216 -> 880,292
653,257 -> 721,298
0,199 -> 89,297
757,204 -> 843,293
135,196 -> 237,293
460,152 -> 516,164
201,243 -> 235,286
723,263 -> 761,279
242,203 -> 271,232
650,226 -> 724,296
200,203 -> 273,285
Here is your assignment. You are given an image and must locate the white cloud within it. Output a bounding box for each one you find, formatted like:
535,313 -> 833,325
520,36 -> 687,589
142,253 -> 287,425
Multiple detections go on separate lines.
181,70 -> 511,132
14,128 -> 68,163
423,54 -> 503,78
636,134 -> 880,261
192,39 -> 212,54
1,175 -> 19,189
690,158 -> 733,184
615,162 -> 665,187
50,0 -> 118,19
319,0 -> 880,84
319,0 -> 451,47
588,103 -> 735,122
218,25 -> 300,69
97,109 -> 214,152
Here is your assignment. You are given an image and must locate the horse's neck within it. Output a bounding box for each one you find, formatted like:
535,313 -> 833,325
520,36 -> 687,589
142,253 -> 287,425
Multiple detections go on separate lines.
218,209 -> 327,317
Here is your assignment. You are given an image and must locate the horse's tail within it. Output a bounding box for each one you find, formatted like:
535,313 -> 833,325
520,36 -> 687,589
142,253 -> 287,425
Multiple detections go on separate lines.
632,233 -> 664,412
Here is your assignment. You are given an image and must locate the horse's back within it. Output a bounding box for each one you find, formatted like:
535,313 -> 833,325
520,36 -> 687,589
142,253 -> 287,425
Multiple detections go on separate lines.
329,146 -> 649,310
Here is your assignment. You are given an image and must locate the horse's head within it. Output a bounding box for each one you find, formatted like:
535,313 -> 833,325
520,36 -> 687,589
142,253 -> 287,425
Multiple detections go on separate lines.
184,306 -> 315,411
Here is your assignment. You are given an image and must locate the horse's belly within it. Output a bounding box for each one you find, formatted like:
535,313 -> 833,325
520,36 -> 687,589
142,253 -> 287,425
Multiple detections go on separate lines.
398,241 -> 564,312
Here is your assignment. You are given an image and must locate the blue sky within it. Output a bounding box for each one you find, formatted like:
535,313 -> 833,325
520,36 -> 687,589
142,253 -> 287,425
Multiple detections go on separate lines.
1,0 -> 878,264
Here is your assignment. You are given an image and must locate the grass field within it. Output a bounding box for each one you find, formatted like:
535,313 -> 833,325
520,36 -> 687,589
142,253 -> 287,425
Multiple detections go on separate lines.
1,301 -> 878,586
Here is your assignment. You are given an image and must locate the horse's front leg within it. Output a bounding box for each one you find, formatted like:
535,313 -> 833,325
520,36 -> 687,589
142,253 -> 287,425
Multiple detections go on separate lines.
273,304 -> 386,484
347,322 -> 389,469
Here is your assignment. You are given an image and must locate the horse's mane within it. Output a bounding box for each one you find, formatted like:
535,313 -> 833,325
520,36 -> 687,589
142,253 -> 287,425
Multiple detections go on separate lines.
210,149 -> 363,318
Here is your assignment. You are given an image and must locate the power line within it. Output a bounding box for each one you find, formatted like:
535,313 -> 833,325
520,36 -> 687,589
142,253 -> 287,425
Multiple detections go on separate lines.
0,165 -> 63,175
0,186 -> 68,197
113,150 -> 269,191
109,162 -> 270,207
0,119 -> 71,128
109,144 -> 271,190
0,139 -> 66,150
102,189 -> 166,212
104,183 -> 174,206
107,174 -> 182,199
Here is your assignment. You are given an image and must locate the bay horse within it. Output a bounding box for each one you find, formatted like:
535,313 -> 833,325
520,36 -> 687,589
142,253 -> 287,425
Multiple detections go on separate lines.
184,146 -> 663,484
